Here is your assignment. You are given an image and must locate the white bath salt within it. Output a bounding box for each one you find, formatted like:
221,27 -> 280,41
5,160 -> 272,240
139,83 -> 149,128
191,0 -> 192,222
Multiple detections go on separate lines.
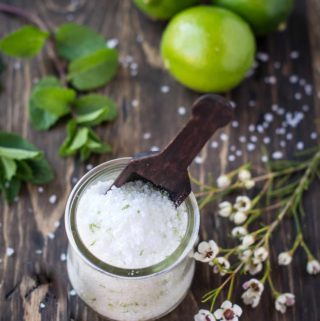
302,105 -> 310,112
248,100 -> 256,107
143,132 -> 151,140
304,84 -> 313,96
261,155 -> 269,163
263,122 -> 270,129
289,75 -> 299,84
310,132 -> 318,140
49,194 -> 57,204
264,113 -> 274,123
150,146 -> 160,152
296,142 -> 304,150
54,221 -> 60,228
239,136 -> 246,143
160,85 -> 170,93
256,125 -> 264,133
194,156 -> 204,164
277,108 -> 285,116
69,289 -> 77,296
272,104 -> 279,112
132,99 -> 139,108
250,135 -> 258,143
290,51 -> 300,59
72,177 -> 78,184
299,78 -> 306,86
38,186 -> 44,193
211,141 -> 219,149
247,143 -> 255,151
264,76 -> 277,84
294,92 -> 302,100
230,101 -> 237,109
256,52 -> 269,62
35,249 -> 42,255
106,38 -> 119,49
235,150 -> 242,157
231,120 -> 239,128
39,303 -> 46,309
13,61 -> 21,70
178,106 -> 187,115
6,247 -> 14,257
276,128 -> 286,135
228,155 -> 236,162
263,137 -> 271,144
86,164 -> 93,171
220,133 -> 228,141
130,69 -> 138,77
130,62 -> 138,71
248,124 -> 255,132
272,151 -> 283,160
60,253 -> 67,261
280,140 -> 286,148
230,145 -> 236,152
286,133 -> 293,140
76,180 -> 188,269
285,112 -> 304,127
48,232 -> 55,240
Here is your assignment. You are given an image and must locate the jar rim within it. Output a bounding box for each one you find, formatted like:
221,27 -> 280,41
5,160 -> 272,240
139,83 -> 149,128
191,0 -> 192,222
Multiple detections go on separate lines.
65,157 -> 200,279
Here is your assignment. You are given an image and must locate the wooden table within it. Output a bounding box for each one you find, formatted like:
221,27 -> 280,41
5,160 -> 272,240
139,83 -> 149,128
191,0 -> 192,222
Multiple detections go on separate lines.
0,0 -> 319,320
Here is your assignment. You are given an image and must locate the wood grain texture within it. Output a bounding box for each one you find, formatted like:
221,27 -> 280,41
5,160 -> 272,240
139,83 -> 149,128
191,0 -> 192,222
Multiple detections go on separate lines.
0,0 -> 319,320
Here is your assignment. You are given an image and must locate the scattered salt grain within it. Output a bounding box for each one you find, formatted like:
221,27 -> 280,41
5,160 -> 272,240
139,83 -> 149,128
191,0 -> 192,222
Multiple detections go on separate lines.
39,303 -> 46,309
136,34 -> 143,43
228,155 -> 236,162
304,84 -> 313,96
296,142 -> 304,150
38,187 -> 44,193
194,156 -> 204,164
290,51 -> 300,59
272,104 -> 279,112
220,133 -> 228,141
299,79 -> 306,86
69,289 -> 77,296
86,164 -> 93,171
248,124 -> 255,132
160,85 -> 170,93
150,146 -> 160,152
143,132 -> 151,140
263,137 -> 271,144
13,61 -> 21,70
276,128 -> 286,135
230,101 -> 237,109
106,38 -> 119,49
211,141 -> 219,149
285,112 -> 304,127
35,249 -> 42,254
257,52 -> 269,62
264,76 -> 277,84
250,135 -> 258,142
247,143 -> 255,151
264,113 -> 274,123
6,248 -> 14,256
280,140 -> 286,148
239,136 -> 246,143
310,132 -> 318,140
54,221 -> 60,228
257,125 -> 264,133
60,253 -> 67,261
232,120 -> 239,128
286,133 -> 293,140
289,75 -> 299,84
48,232 -> 55,240
178,106 -> 186,115
261,155 -> 269,163
249,100 -> 256,108
235,150 -> 242,157
302,105 -> 310,112
72,177 -> 78,184
132,99 -> 139,108
294,92 -> 302,100
49,194 -> 57,204
272,151 -> 283,159
230,145 -> 236,152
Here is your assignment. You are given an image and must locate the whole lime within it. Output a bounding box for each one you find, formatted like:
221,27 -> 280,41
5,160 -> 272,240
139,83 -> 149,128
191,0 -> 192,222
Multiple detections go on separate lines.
161,6 -> 256,93
212,0 -> 294,35
133,0 -> 199,20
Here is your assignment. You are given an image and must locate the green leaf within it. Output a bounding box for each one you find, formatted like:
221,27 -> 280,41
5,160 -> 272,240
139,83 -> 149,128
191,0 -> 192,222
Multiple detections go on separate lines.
55,23 -> 106,61
0,26 -> 49,58
26,158 -> 54,184
0,177 -> 21,203
68,48 -> 118,90
74,94 -> 117,126
29,77 -> 61,130
0,157 -> 17,180
0,132 -> 42,160
15,160 -> 33,181
59,121 -> 111,161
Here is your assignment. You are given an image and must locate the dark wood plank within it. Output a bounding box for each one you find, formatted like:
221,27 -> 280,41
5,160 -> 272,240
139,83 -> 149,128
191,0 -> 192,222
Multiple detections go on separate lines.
0,0 -> 319,320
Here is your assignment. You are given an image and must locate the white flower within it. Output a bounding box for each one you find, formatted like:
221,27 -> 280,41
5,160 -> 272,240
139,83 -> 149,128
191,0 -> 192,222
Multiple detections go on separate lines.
241,279 -> 264,308
218,201 -> 233,218
278,252 -> 292,266
254,247 -> 268,262
238,249 -> 252,262
194,240 -> 219,263
238,169 -> 251,182
234,196 -> 251,212
275,293 -> 295,314
306,259 -> 320,275
233,212 -> 247,225
244,179 -> 255,190
194,309 -> 216,321
214,300 -> 242,321
231,227 -> 248,239
211,257 -> 231,276
241,234 -> 255,248
245,259 -> 263,275
217,175 -> 231,189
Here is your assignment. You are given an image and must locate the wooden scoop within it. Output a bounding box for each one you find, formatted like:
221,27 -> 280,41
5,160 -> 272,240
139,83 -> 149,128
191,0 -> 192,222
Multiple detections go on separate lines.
113,94 -> 233,206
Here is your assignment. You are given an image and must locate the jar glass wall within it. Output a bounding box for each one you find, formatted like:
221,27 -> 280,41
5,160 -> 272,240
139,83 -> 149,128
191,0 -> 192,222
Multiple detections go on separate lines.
65,158 -> 200,321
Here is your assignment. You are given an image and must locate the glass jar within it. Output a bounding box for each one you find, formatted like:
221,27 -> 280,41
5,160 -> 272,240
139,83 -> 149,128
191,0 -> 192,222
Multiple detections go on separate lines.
65,158 -> 200,321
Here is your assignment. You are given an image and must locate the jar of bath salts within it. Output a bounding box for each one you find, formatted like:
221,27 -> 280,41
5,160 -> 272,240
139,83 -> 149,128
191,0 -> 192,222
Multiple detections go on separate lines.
65,157 -> 200,321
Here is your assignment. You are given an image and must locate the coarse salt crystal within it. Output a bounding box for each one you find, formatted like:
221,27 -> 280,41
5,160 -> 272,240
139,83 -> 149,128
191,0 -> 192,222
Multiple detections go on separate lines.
38,187 -> 44,193
239,136 -> 246,143
228,155 -> 236,162
60,253 -> 67,261
160,85 -> 170,93
178,106 -> 187,115
132,99 -> 139,108
48,233 -> 55,240
248,124 -> 255,132
194,156 -> 204,164
143,132 -> 151,140
235,150 -> 242,157
6,248 -> 14,256
296,142 -> 304,150
69,289 -> 77,296
220,133 -> 228,141
49,195 -> 57,204
247,143 -> 255,151
310,132 -> 318,140
290,51 -> 300,59
106,38 -> 119,49
86,164 -> 93,171
263,137 -> 271,144
232,120 -> 239,128
257,52 -> 269,62
150,146 -> 160,152
39,303 -> 46,309
289,75 -> 299,84
272,151 -> 283,159
294,92 -> 302,100
211,141 -> 219,149
264,113 -> 274,122
261,155 -> 269,163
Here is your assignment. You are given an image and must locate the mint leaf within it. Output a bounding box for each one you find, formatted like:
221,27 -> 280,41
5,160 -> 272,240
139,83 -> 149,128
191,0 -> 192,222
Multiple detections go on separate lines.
31,87 -> 75,117
68,48 -> 118,90
56,23 -> 106,61
29,76 -> 75,130
0,132 -> 42,160
75,94 -> 117,126
26,158 -> 54,184
59,121 -> 111,161
29,77 -> 61,130
0,177 -> 21,203
0,26 -> 49,58
0,157 -> 17,180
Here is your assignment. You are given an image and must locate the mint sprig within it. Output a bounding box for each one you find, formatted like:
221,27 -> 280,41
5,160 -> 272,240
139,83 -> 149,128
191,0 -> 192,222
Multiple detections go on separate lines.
0,132 -> 54,203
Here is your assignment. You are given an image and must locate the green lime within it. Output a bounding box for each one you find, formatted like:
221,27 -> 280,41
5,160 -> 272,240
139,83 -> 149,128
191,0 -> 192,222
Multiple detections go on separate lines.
212,0 -> 294,35
133,0 -> 199,20
161,6 -> 256,93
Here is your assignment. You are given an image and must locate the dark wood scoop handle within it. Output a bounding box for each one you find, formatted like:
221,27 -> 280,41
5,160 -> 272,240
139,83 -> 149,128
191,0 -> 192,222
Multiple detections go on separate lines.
113,94 -> 233,205
157,94 -> 233,170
